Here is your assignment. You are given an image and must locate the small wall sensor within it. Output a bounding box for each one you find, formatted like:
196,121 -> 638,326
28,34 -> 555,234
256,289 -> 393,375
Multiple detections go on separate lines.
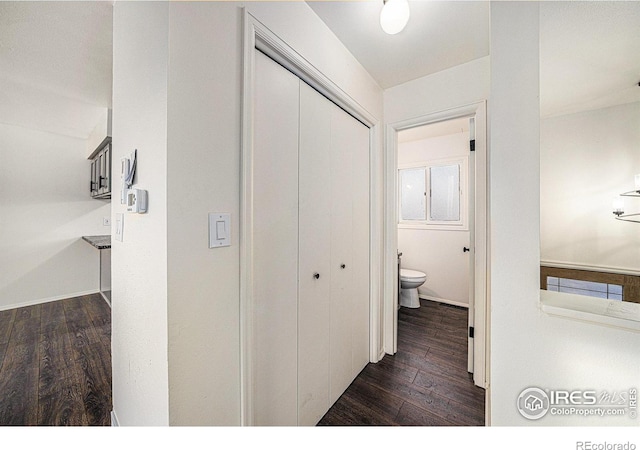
126,188 -> 148,213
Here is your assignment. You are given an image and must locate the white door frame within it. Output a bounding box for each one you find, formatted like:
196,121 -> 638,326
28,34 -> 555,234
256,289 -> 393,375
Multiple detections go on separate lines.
240,10 -> 382,426
383,102 -> 489,392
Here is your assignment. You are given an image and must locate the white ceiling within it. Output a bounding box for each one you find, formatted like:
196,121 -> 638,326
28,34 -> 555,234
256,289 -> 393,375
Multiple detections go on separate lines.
540,1 -> 640,118
307,0 -> 490,89
0,1 -> 113,138
1,1 -> 638,140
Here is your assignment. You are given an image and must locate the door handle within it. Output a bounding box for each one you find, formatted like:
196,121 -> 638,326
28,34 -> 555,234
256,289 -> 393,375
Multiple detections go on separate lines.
340,264 -> 346,269
313,273 -> 320,279
463,247 -> 470,252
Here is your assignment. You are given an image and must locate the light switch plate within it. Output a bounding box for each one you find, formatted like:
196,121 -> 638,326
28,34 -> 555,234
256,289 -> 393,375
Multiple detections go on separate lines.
209,213 -> 230,248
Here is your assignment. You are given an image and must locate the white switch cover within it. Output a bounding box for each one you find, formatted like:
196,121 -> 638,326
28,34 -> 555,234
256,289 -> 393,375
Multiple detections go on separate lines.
209,213 -> 230,248
115,213 -> 124,242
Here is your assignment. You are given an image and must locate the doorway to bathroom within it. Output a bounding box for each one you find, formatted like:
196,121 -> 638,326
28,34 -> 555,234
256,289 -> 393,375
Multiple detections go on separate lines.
384,102 -> 488,395
397,117 -> 471,308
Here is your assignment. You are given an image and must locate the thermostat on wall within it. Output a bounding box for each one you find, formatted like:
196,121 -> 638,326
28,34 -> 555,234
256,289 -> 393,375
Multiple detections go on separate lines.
126,188 -> 148,213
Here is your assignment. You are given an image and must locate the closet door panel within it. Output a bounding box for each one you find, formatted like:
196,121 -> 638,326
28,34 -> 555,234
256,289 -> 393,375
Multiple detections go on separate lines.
350,120 -> 371,376
330,105 -> 354,292
253,51 -> 300,426
298,82 -> 332,426
328,105 -> 356,405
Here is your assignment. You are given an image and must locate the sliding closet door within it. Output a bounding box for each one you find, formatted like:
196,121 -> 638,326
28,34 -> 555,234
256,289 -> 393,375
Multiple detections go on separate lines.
252,51 -> 370,426
328,104 -> 356,404
327,105 -> 371,404
298,82 -> 332,426
350,117 -> 370,376
252,51 -> 300,426
298,83 -> 372,415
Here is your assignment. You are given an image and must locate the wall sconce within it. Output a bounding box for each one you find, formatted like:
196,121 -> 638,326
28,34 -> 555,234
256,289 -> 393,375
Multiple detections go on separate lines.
380,0 -> 410,35
612,173 -> 640,223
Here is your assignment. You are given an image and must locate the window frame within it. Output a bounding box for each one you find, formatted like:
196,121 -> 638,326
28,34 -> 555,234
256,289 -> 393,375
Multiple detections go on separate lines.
398,155 -> 469,231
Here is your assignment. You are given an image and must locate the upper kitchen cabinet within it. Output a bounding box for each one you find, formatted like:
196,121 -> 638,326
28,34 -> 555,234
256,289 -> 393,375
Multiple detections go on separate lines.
88,109 -> 112,199
89,137 -> 111,198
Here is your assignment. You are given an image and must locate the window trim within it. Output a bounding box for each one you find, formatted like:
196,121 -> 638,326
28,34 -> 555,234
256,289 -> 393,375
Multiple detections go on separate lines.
398,155 -> 469,231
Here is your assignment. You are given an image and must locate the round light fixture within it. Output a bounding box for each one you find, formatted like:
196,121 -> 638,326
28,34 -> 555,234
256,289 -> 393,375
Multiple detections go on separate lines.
380,0 -> 410,35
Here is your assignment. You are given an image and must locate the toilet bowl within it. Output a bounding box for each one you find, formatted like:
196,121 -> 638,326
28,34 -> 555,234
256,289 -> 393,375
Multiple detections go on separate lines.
399,269 -> 427,308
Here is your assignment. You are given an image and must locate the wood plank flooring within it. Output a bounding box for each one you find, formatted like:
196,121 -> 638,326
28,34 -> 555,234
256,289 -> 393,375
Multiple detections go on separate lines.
0,294 -> 111,426
318,299 -> 485,426
0,294 -> 481,426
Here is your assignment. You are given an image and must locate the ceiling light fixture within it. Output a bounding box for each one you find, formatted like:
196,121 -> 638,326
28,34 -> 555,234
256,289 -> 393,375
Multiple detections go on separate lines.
612,174 -> 640,223
380,0 -> 410,35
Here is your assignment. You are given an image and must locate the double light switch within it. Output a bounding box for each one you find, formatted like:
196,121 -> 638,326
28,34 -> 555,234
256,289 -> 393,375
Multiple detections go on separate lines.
209,213 -> 231,248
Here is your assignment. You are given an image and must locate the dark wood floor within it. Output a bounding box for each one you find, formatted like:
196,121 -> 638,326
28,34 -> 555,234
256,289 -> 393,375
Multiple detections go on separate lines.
318,299 -> 485,426
0,293 -> 112,426
0,294 -> 481,426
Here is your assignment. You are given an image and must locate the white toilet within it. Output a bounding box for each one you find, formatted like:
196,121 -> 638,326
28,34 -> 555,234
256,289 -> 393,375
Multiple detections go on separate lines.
399,269 -> 427,308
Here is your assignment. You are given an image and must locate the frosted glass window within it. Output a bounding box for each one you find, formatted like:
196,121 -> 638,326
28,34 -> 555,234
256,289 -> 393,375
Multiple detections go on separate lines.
429,164 -> 460,221
399,168 -> 426,221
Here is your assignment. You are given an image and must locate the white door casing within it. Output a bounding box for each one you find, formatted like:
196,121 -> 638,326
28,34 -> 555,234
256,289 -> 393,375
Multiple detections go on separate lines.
384,102 -> 489,392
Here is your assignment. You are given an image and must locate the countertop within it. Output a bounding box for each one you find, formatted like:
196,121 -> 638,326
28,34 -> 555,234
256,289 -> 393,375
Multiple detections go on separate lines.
82,235 -> 111,249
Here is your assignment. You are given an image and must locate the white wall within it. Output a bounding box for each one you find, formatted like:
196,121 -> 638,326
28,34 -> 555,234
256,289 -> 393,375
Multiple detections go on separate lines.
113,1 -> 383,425
541,101 -> 640,274
111,1 -> 170,426
86,108 -> 112,158
490,1 -> 640,426
165,1 -> 242,426
398,132 -> 470,306
0,122 -> 110,310
384,56 -> 490,125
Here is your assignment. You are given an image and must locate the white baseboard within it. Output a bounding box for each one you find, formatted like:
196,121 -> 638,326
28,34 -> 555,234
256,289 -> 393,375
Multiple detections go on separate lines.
111,410 -> 119,427
0,289 -> 101,312
419,294 -> 469,309
100,291 -> 112,308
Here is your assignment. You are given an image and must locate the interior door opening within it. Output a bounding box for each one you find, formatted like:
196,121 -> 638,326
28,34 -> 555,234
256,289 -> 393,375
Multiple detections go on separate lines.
396,116 -> 476,368
384,102 -> 488,404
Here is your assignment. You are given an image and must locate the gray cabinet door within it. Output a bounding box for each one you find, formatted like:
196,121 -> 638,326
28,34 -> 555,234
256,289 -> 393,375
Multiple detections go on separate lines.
90,158 -> 99,196
89,139 -> 112,199
98,144 -> 111,196
103,144 -> 111,194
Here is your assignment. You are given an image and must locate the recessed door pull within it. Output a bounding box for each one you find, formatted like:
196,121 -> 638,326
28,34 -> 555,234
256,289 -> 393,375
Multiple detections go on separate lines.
463,247 -> 470,252
314,273 -> 320,279
340,264 -> 346,269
